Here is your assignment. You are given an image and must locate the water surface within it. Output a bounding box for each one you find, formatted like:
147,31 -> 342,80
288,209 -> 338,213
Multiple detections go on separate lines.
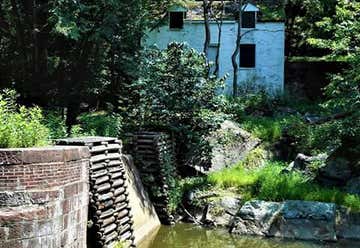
139,223 -> 360,248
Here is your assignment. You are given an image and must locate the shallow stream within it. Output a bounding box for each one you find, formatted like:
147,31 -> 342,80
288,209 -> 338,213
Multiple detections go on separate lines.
139,223 -> 360,248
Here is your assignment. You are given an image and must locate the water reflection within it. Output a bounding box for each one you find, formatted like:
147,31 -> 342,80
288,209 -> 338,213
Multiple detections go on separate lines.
139,223 -> 360,248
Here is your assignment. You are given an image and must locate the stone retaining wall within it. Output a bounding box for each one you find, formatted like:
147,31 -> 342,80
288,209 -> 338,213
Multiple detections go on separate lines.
0,146 -> 90,248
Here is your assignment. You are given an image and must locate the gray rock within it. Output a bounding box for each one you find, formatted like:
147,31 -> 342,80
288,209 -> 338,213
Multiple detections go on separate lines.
207,196 -> 242,227
230,200 -> 337,241
318,157 -> 352,185
284,153 -> 327,179
207,120 -> 261,172
336,207 -> 360,240
271,201 -> 337,241
230,200 -> 283,236
345,177 -> 360,195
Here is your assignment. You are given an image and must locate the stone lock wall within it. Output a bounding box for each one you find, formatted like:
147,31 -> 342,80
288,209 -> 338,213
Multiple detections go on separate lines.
0,147 -> 90,248
124,132 -> 177,225
56,137 -> 135,248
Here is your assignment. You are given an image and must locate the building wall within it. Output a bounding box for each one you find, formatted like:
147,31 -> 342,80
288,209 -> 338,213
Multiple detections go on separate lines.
144,21 -> 285,95
0,147 -> 90,248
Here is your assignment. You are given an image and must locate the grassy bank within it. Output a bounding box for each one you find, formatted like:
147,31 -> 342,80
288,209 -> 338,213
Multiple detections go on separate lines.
208,162 -> 360,211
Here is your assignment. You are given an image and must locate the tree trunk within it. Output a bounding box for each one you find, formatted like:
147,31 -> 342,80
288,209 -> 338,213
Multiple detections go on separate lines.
203,0 -> 211,57
231,0 -> 243,97
213,0 -> 224,76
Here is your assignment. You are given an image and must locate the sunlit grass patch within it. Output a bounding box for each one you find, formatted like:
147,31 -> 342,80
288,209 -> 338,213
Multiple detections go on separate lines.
208,161 -> 360,211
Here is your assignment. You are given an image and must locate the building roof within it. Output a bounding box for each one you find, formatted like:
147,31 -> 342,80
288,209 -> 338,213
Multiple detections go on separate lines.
168,5 -> 188,12
242,3 -> 260,12
178,0 -> 284,22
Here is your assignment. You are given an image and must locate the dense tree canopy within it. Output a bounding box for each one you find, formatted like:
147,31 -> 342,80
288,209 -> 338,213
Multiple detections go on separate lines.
0,0 -> 174,126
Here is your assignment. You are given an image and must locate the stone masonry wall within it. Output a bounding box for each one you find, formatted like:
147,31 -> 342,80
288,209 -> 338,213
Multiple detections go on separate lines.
0,146 -> 90,248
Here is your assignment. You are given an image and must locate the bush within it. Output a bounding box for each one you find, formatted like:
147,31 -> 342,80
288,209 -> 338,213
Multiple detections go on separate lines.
0,89 -> 49,148
208,161 -> 360,211
127,43 -> 227,169
168,177 -> 208,212
74,111 -> 122,137
43,110 -> 67,140
43,111 -> 122,139
283,116 -> 343,155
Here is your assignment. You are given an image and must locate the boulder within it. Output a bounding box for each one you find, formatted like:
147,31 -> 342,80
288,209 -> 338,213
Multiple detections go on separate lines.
285,153 -> 327,179
207,120 -> 261,172
207,196 -> 242,227
230,200 -> 337,241
336,207 -> 360,240
317,157 -> 352,186
272,200 -> 337,241
345,177 -> 360,195
230,200 -> 282,236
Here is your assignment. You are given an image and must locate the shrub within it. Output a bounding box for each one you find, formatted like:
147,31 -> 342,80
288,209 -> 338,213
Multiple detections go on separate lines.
0,89 -> 49,148
74,111 -> 122,137
43,110 -> 67,140
283,116 -> 343,155
43,110 -> 122,139
127,43 -> 227,169
168,177 -> 208,212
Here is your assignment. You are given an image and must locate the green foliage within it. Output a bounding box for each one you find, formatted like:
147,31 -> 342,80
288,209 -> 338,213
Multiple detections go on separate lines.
283,117 -> 343,155
208,164 -> 258,189
0,90 -> 49,148
43,111 -> 122,139
169,177 -> 208,212
209,161 -> 360,211
43,111 -> 67,140
241,116 -> 283,143
308,0 -> 360,150
75,111 -> 122,137
127,43 -> 227,168
258,3 -> 285,22
308,0 -> 360,60
0,0 -> 172,126
286,0 -> 337,56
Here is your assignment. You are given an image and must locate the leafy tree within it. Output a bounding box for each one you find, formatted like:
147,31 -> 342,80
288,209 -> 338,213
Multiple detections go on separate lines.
0,0 -> 170,128
308,0 -> 360,152
127,43 -> 227,170
285,0 -> 337,56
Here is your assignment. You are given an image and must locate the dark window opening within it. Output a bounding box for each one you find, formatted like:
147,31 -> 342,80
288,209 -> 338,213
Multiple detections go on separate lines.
242,12 -> 256,28
240,44 -> 256,68
169,12 -> 184,29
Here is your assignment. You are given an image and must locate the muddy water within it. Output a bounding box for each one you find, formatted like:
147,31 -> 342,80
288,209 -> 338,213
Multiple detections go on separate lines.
139,223 -> 360,248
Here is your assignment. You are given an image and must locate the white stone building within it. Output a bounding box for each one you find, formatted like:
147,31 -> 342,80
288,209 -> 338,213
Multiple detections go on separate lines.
144,3 -> 285,95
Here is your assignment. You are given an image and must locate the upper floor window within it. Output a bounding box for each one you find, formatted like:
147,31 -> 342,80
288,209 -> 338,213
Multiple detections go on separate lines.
240,44 -> 256,68
169,12 -> 184,29
242,11 -> 256,28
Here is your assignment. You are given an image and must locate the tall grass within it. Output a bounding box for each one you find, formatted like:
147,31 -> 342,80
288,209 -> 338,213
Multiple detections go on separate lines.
241,116 -> 283,143
208,162 -> 360,211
